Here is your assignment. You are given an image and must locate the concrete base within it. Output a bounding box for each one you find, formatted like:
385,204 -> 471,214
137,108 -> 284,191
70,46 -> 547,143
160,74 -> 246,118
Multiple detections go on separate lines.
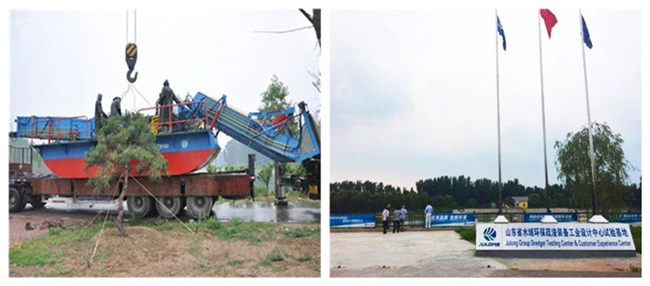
476,250 -> 637,258
274,198 -> 288,206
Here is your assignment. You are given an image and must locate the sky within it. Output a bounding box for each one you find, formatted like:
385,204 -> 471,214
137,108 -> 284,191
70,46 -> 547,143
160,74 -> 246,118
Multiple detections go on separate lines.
10,10 -> 320,150
331,9 -> 642,190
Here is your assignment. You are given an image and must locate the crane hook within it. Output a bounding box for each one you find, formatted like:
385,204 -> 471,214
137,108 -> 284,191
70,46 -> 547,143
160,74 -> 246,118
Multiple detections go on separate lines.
125,43 -> 138,83
126,69 -> 138,83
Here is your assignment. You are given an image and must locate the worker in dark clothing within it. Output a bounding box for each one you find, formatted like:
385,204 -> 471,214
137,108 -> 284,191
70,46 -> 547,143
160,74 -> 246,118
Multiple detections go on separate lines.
158,79 -> 181,132
110,97 -> 122,117
94,93 -> 108,134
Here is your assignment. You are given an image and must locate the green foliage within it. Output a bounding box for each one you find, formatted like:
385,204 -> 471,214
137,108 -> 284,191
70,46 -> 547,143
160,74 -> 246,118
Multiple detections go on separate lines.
283,162 -> 306,177
214,219 -> 277,244
259,75 -> 291,113
224,164 -> 247,172
298,254 -> 312,262
258,163 -> 274,191
259,75 -> 298,135
260,248 -> 285,267
207,164 -> 217,173
48,227 -> 63,236
84,112 -> 168,194
280,227 -> 320,238
9,244 -> 52,267
10,224 -> 106,267
555,122 -> 631,212
455,229 -> 476,244
227,260 -> 243,266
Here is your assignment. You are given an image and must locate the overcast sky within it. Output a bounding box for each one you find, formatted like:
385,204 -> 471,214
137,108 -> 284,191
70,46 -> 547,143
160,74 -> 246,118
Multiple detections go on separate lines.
10,10 -> 320,149
331,9 -> 641,190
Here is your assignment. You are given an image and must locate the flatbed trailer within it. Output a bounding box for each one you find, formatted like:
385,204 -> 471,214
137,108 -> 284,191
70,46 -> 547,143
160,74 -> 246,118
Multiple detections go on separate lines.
9,147 -> 256,220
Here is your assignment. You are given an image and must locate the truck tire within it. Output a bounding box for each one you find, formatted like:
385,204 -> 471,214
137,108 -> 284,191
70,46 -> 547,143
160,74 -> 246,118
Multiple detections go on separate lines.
30,196 -> 46,209
155,197 -> 184,219
127,196 -> 155,218
10,187 -> 26,213
186,196 -> 214,219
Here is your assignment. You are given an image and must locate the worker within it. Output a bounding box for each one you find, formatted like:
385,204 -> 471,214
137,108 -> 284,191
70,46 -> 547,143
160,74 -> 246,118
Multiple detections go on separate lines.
110,97 -> 122,117
158,79 -> 181,132
94,93 -> 108,133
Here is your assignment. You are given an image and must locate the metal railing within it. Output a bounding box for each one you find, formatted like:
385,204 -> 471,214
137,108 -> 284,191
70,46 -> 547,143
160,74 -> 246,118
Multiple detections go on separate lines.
29,116 -> 90,144
137,101 -> 209,134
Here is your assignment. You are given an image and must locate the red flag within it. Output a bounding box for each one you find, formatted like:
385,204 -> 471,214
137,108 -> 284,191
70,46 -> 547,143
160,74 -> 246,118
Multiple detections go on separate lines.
539,9 -> 557,38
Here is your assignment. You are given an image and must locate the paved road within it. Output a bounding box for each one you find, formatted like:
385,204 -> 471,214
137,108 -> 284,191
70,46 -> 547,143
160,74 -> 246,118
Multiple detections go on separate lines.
330,231 -> 642,277
15,200 -> 320,224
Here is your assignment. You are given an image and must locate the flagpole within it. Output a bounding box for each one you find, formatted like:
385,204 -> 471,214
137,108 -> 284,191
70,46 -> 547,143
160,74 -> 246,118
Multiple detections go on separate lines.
495,9 -> 503,215
538,10 -> 551,213
579,9 -> 599,216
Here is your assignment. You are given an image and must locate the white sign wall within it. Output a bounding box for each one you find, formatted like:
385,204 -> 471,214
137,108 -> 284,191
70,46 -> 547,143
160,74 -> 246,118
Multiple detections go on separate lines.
476,223 -> 635,251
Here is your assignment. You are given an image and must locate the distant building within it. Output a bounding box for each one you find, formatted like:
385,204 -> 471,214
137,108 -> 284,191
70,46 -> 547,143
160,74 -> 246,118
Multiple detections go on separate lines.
507,196 -> 529,209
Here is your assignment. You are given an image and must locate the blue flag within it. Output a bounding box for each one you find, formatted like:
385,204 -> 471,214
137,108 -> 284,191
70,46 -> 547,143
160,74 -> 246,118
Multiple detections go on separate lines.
497,16 -> 506,51
582,16 -> 593,49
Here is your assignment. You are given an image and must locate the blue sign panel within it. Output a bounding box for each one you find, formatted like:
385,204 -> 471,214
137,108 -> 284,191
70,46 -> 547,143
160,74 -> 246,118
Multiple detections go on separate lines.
524,212 -> 578,223
330,214 -> 376,228
612,212 -> 641,224
423,213 -> 476,227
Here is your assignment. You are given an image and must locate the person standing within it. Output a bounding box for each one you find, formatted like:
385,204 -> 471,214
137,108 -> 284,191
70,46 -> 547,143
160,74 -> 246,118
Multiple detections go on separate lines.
392,207 -> 402,233
158,79 -> 181,132
94,93 -> 108,134
424,203 -> 433,229
382,204 -> 390,234
400,205 -> 407,232
110,97 -> 122,117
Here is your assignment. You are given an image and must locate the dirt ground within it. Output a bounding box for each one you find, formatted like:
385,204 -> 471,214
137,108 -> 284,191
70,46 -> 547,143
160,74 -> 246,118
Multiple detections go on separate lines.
9,213 -> 89,244
330,230 -> 641,277
9,213 -> 320,277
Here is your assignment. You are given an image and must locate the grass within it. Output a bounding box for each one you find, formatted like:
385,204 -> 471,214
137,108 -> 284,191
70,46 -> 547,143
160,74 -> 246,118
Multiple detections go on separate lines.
260,248 -> 285,267
281,226 -> 320,238
213,219 -> 277,244
630,226 -> 641,253
455,228 -> 476,244
227,260 -> 243,266
10,223 -> 106,267
297,254 -> 312,262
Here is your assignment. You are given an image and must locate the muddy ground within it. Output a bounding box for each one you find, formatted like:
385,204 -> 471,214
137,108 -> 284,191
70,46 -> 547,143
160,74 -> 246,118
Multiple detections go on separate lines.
9,212 -> 320,277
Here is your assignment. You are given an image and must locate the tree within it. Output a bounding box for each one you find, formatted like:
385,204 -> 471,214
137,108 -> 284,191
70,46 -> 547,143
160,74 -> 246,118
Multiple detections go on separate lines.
258,163 -> 274,192
85,113 -> 168,236
554,122 -> 631,213
259,75 -> 298,135
299,9 -> 321,47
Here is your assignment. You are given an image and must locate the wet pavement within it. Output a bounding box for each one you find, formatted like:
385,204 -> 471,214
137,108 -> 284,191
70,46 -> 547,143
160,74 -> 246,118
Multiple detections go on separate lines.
16,200 -> 320,224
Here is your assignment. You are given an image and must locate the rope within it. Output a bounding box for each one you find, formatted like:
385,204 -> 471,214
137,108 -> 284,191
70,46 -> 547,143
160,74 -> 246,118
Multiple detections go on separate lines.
129,175 -> 195,234
88,181 -> 120,266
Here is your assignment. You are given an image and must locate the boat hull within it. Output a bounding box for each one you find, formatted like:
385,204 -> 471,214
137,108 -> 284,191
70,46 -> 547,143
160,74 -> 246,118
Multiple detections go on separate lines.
34,130 -> 219,179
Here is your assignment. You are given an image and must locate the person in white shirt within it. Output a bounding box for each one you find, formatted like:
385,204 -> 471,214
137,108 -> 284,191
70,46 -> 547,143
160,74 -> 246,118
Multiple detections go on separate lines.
382,204 -> 390,234
424,203 -> 433,228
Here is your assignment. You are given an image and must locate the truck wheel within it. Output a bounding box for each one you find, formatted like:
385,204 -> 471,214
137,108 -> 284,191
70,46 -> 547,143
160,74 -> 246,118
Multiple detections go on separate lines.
186,196 -> 214,219
30,196 -> 46,209
10,187 -> 26,213
155,197 -> 184,219
127,196 -> 155,218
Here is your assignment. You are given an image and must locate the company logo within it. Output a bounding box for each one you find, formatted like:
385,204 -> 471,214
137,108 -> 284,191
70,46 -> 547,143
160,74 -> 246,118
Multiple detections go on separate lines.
483,227 -> 497,241
181,140 -> 189,149
478,227 -> 500,247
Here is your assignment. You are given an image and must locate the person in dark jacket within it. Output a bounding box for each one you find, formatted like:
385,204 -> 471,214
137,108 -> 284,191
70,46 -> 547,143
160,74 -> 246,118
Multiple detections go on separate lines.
158,79 -> 181,132
392,207 -> 402,233
110,97 -> 122,117
94,93 -> 108,133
